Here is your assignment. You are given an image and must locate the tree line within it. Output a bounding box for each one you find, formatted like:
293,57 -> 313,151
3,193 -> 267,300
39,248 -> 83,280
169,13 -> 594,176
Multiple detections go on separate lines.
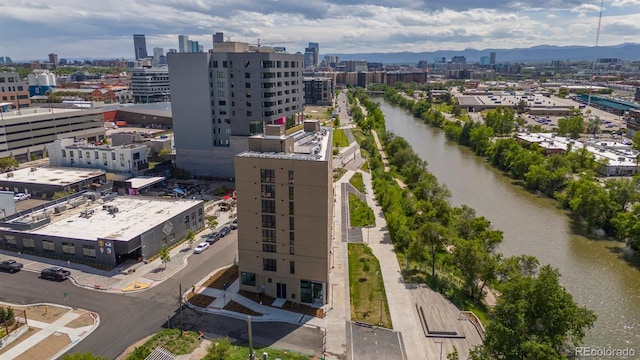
349,88 -> 595,359
379,85 -> 640,251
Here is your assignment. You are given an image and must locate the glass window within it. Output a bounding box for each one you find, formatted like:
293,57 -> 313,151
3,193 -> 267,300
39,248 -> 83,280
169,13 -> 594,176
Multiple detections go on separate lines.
263,258 -> 277,272
42,240 -> 55,252
5,235 -> 16,248
262,199 -> 276,213
62,242 -> 75,255
289,217 -> 294,230
289,202 -> 294,215
262,214 -> 276,228
241,272 -> 256,286
289,186 -> 294,200
262,229 -> 276,243
288,171 -> 294,184
22,238 -> 35,249
261,184 -> 275,198
260,169 -> 275,183
290,261 -> 295,274
83,245 -> 96,258
262,243 -> 276,252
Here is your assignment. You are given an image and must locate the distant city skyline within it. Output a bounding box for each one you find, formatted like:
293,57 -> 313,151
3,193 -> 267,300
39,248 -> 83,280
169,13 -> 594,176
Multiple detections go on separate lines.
0,0 -> 639,60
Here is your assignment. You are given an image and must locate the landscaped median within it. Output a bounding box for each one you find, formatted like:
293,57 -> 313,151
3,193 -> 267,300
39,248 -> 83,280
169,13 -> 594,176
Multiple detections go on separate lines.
348,243 -> 392,328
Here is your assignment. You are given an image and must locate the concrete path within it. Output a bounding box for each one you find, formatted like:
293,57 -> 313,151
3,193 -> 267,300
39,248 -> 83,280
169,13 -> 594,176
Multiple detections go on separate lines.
1,306 -> 99,360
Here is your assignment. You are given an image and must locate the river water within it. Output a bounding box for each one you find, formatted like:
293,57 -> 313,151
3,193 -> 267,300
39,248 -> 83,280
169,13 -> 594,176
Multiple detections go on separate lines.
379,99 -> 640,352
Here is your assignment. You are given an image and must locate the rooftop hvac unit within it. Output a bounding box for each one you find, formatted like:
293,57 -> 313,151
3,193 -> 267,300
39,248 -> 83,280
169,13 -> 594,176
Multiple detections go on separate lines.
54,205 -> 67,214
6,172 -> 13,178
30,167 -> 38,172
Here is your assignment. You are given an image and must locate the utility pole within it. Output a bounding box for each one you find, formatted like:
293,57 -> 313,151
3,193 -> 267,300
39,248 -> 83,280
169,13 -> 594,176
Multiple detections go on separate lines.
179,284 -> 184,336
247,316 -> 254,360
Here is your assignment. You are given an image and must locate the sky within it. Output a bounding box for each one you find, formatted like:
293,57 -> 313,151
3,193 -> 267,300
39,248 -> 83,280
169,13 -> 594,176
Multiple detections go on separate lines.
0,0 -> 639,61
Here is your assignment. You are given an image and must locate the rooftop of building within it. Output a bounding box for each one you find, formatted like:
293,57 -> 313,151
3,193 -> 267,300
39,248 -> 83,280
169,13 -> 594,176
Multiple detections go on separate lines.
104,102 -> 172,117
237,121 -> 332,162
127,176 -> 165,189
54,138 -> 146,151
9,196 -> 201,241
0,167 -> 105,186
516,132 -> 638,167
0,106 -> 101,120
457,93 -> 574,109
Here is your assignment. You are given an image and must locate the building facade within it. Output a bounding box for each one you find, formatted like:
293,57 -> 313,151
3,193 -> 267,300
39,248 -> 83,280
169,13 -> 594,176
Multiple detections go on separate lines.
0,194 -> 204,267
303,77 -> 334,106
133,34 -> 148,60
0,72 -> 30,110
235,121 -> 332,305
168,42 -> 305,178
47,138 -> 149,176
130,67 -> 170,103
0,107 -> 105,162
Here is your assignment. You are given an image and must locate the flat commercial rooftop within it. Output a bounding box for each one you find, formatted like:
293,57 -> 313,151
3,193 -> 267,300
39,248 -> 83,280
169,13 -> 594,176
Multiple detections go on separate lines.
31,196 -> 201,241
1,106 -> 100,120
1,167 -> 105,186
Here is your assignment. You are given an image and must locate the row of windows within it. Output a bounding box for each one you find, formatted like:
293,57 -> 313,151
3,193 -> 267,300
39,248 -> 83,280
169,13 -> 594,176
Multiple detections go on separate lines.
260,259 -> 295,273
0,85 -> 24,92
4,236 -> 98,258
0,77 -> 18,83
261,170 -> 294,183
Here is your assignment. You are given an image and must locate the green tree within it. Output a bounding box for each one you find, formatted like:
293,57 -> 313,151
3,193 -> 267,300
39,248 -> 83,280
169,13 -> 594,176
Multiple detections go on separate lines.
557,115 -> 584,139
478,265 -> 596,359
0,157 -> 18,172
185,230 -> 196,247
613,203 -> 640,250
159,246 -> 170,269
586,117 -> 602,134
633,132 -> 640,152
207,217 -> 218,230
484,107 -> 515,136
203,337 -> 233,360
62,352 -> 108,360
158,148 -> 172,160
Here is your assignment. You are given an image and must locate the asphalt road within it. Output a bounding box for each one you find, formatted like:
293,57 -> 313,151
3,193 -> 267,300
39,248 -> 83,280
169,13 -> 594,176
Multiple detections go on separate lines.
0,232 -> 323,359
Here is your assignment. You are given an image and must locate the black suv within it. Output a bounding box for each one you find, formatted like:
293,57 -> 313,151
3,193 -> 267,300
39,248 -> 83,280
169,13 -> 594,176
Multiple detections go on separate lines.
41,267 -> 71,281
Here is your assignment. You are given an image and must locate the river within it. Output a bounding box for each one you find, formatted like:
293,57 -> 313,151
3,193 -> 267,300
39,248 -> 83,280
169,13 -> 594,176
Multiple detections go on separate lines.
378,99 -> 640,352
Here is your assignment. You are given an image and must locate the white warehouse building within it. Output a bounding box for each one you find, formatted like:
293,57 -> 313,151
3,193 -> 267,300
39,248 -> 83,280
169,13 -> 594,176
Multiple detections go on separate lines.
47,138 -> 149,177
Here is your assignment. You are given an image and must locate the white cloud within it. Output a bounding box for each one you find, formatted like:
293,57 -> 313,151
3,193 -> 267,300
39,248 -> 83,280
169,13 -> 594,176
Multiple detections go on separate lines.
0,0 -> 637,60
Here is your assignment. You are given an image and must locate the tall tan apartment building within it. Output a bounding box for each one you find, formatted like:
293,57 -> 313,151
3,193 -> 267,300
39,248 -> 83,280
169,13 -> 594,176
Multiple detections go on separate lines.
235,121 -> 332,306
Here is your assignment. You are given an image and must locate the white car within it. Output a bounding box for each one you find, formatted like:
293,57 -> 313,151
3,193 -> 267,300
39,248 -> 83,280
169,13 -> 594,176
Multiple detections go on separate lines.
13,193 -> 30,202
193,242 -> 210,254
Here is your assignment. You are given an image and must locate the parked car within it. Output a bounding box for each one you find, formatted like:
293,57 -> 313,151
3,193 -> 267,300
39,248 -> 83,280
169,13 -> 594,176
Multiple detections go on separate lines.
13,193 -> 30,202
40,267 -> 71,281
193,242 -> 210,254
219,225 -> 231,237
206,232 -> 221,244
0,259 -> 23,273
230,218 -> 238,230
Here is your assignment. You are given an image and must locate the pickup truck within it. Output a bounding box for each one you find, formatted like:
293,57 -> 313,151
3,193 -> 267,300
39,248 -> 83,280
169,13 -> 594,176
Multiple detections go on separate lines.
0,259 -> 23,273
40,267 -> 71,281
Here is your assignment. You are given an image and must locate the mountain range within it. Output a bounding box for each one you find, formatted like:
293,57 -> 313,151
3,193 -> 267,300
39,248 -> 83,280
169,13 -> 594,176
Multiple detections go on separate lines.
331,43 -> 640,64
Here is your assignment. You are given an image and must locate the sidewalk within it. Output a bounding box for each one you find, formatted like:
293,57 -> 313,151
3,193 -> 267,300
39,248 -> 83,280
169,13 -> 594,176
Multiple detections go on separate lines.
0,303 -> 100,360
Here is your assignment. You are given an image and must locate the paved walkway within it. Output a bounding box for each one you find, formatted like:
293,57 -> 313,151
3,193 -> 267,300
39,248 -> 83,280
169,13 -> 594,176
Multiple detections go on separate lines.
0,305 -> 99,360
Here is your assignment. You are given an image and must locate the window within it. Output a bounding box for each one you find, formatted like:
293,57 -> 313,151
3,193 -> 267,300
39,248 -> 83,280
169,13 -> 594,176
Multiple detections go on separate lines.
289,217 -> 294,231
62,150 -> 66,158
219,100 -> 226,106
262,243 -> 276,252
289,186 -> 294,200
83,245 -> 96,258
247,111 -> 252,116
289,202 -> 294,215
262,199 -> 276,213
263,258 -> 277,272
249,121 -> 263,135
288,171 -> 294,184
62,242 -> 75,255
223,61 -> 228,68
42,240 -> 55,252
262,214 -> 276,228
5,235 -> 16,248
241,272 -> 256,286
262,229 -> 276,243
245,72 -> 250,79
22,238 -> 35,249
290,261 -> 295,274
261,169 -> 275,183
245,82 -> 251,88
261,184 -> 275,198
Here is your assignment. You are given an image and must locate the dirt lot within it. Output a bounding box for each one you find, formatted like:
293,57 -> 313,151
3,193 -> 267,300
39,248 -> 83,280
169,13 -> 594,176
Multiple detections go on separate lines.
305,105 -> 332,120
